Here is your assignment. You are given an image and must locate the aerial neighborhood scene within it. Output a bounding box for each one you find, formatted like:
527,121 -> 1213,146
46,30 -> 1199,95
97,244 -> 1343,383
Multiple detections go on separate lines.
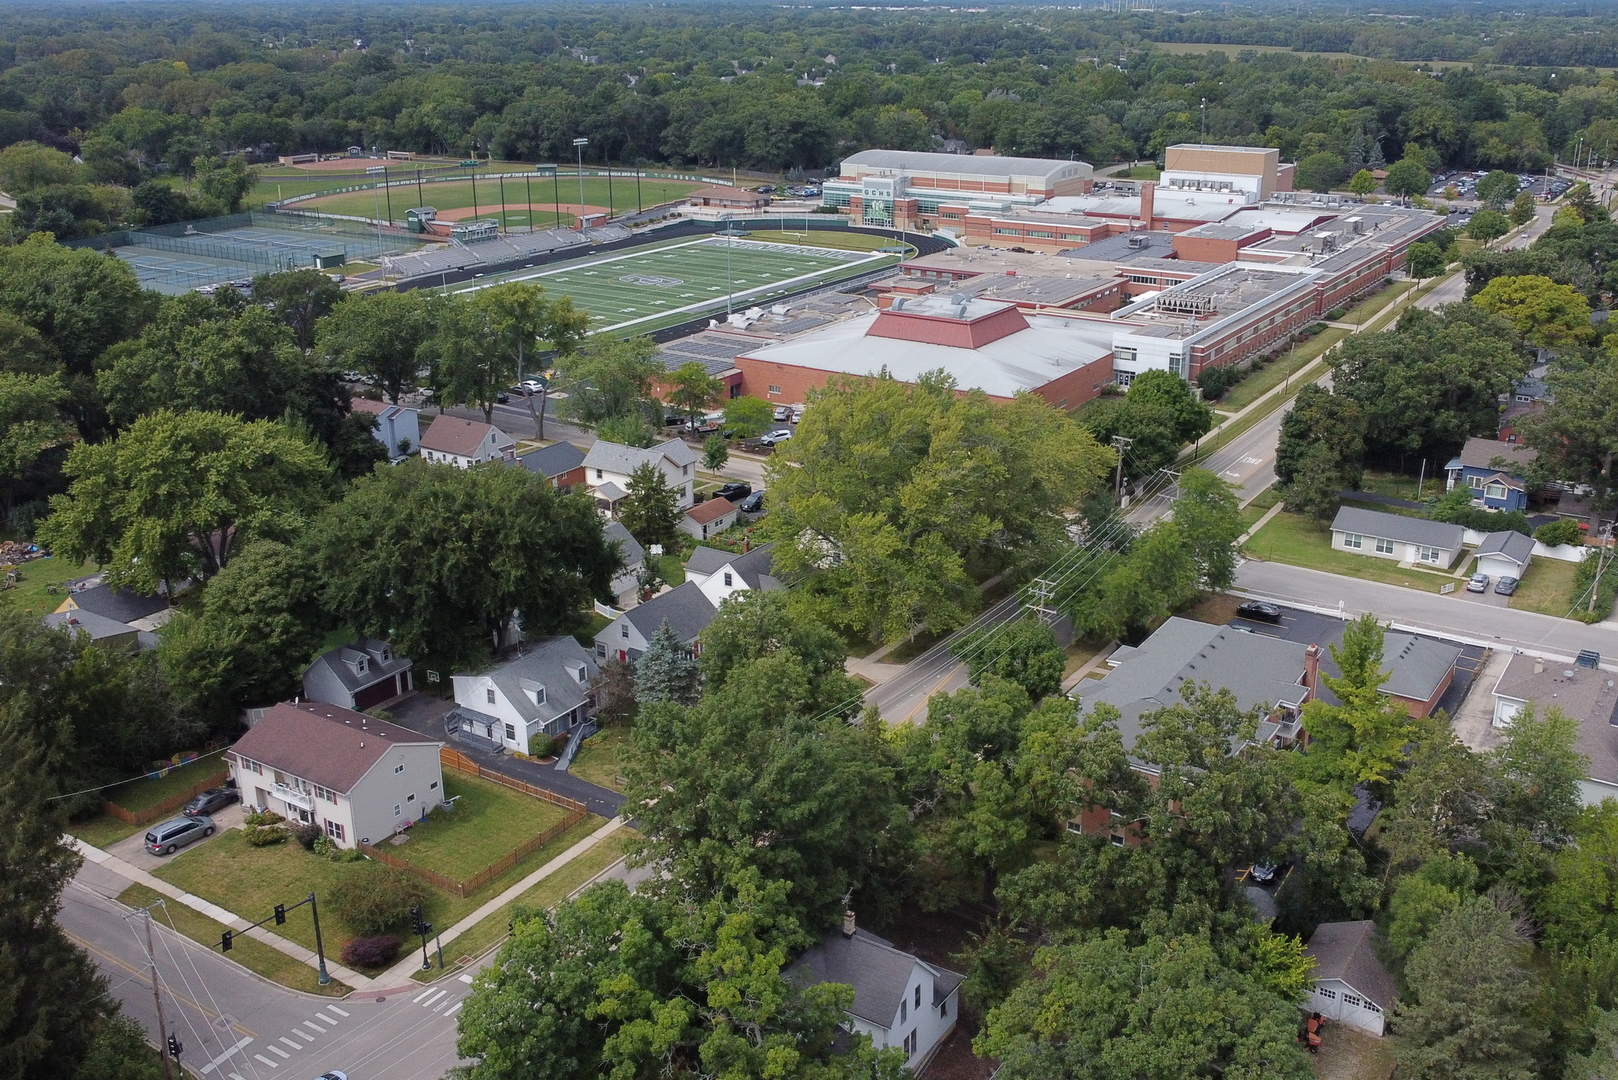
10,1 -> 1618,1078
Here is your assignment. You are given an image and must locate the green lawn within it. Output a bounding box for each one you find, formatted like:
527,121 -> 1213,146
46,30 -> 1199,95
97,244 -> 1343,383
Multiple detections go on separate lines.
152,816 -> 602,955
385,773 -> 570,883
1215,325 -> 1346,413
103,750 -> 231,813
1337,281 -> 1413,326
570,727 -> 632,792
1243,510 -> 1455,593
1508,556 -> 1582,618
1111,164 -> 1162,180
117,883 -> 350,996
0,556 -> 96,616
1355,470 -> 1431,502
573,611 -> 612,649
655,553 -> 686,587
70,815 -> 145,849
410,830 -> 633,982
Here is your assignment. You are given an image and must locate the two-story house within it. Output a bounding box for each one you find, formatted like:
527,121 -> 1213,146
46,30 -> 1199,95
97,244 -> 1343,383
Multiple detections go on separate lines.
788,913 -> 963,1072
594,581 -> 716,664
684,543 -> 782,608
447,636 -> 599,755
515,441 -> 588,494
582,439 -> 699,510
302,639 -> 414,712
227,702 -> 444,848
350,398 -> 421,461
419,416 -> 516,468
1444,437 -> 1539,512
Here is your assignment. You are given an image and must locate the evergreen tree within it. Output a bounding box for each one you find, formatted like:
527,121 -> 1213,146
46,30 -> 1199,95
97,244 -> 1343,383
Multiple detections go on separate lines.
636,619 -> 701,706
618,461 -> 680,550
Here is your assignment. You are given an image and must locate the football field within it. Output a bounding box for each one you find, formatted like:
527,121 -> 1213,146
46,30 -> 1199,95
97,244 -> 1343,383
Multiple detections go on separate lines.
453,236 -> 899,334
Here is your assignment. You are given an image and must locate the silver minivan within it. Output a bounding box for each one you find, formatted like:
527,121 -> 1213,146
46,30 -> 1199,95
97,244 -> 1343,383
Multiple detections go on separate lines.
145,814 -> 215,856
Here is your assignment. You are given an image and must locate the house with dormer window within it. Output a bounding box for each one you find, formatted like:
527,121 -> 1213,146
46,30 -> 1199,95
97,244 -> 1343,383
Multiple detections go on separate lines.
446,636 -> 599,755
303,639 -> 414,711
582,439 -> 699,510
684,543 -> 782,608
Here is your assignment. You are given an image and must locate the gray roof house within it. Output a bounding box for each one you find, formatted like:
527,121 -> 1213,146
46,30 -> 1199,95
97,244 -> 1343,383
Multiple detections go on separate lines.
516,441 -> 587,493
583,439 -> 700,510
449,636 -> 600,755
685,543 -> 782,608
1303,921 -> 1396,1037
56,580 -> 169,627
1373,632 -> 1462,718
788,915 -> 964,1072
603,520 -> 646,608
42,609 -> 143,652
1475,529 -> 1535,579
303,639 -> 415,712
595,581 -> 716,664
1329,506 -> 1466,568
1492,654 -> 1618,806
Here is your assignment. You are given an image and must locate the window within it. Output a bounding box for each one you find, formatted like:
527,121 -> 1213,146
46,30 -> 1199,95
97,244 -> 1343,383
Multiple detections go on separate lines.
1485,482 -> 1507,500
939,998 -> 947,1018
1418,546 -> 1442,563
682,464 -> 690,476
621,624 -> 629,638
768,384 -> 782,394
596,642 -> 607,658
1375,537 -> 1395,555
240,757 -> 263,775
595,468 -> 603,480
325,820 -> 345,841
1342,532 -> 1363,549
1468,474 -> 1485,490
393,803 -> 402,816
1365,1000 -> 1382,1013
504,723 -> 516,741
915,985 -> 922,1009
429,781 -> 438,790
1317,987 -> 1337,1000
486,687 -> 496,704
315,785 -> 337,803
393,763 -> 405,775
1065,819 -> 1083,834
1110,830 -> 1126,846
407,792 -> 416,803
900,1000 -> 907,1023
723,572 -> 733,586
1343,993 -> 1363,1009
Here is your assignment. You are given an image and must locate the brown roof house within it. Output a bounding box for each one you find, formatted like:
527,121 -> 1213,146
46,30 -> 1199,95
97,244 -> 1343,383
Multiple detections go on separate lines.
1492,654 -> 1618,805
1303,921 -> 1396,1037
679,497 -> 739,541
228,702 -> 444,848
419,416 -> 516,468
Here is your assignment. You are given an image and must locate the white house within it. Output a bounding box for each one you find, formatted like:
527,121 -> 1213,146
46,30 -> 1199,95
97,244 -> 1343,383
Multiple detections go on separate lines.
350,398 -> 421,461
1302,921 -> 1395,1037
419,415 -> 516,468
227,702 -> 444,848
679,498 -> 739,541
1492,653 -> 1618,805
603,520 -> 647,608
1329,506 -> 1465,568
788,914 -> 963,1071
684,543 -> 782,608
594,581 -> 715,664
302,639 -> 414,712
582,439 -> 699,509
448,636 -> 599,756
1474,529 -> 1534,581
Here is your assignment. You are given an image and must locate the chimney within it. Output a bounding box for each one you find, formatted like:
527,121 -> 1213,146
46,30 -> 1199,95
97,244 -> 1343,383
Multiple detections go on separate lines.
1140,180 -> 1155,232
1303,644 -> 1322,698
1534,658 -> 1545,675
842,910 -> 856,938
743,533 -> 752,554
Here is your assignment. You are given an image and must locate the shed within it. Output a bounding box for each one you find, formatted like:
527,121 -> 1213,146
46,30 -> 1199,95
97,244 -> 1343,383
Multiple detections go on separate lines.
1303,920 -> 1395,1037
680,497 -> 739,541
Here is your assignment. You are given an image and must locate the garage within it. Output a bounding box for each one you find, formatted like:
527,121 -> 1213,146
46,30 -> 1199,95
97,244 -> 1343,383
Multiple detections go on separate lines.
1303,921 -> 1395,1038
1474,529 -> 1533,583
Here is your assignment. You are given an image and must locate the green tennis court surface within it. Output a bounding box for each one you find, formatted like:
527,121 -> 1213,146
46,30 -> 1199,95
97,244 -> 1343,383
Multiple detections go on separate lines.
454,237 -> 898,334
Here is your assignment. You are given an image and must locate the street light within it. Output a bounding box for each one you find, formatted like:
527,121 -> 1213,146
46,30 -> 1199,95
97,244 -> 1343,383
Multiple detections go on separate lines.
573,138 -> 589,219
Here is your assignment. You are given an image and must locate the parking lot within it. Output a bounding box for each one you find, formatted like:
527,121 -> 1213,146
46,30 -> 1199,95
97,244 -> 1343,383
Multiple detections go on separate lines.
1427,169 -> 1570,203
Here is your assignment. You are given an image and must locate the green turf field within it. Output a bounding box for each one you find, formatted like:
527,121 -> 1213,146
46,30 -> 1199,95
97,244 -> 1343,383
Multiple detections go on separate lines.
455,236 -> 899,335
292,175 -> 702,222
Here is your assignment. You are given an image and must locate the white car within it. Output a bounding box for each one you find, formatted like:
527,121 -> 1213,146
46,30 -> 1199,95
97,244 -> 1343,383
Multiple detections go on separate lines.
790,407 -> 805,423
759,429 -> 793,446
519,379 -> 547,394
772,405 -> 791,421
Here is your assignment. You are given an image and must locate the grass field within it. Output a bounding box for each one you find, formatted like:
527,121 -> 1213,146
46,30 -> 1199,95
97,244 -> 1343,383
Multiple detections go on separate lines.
0,555 -> 95,616
570,727 -> 631,792
1509,556 -> 1582,618
297,175 -> 701,223
454,236 -> 897,335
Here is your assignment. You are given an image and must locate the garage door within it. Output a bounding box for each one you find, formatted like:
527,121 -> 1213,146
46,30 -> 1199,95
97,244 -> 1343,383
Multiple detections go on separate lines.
352,679 -> 394,711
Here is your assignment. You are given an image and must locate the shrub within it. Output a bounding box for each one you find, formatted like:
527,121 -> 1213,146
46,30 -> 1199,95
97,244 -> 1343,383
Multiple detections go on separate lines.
339,935 -> 402,969
243,810 -> 286,827
290,822 -> 321,850
331,865 -> 427,935
528,733 -> 561,758
244,824 -> 288,847
1535,518 -> 1584,547
312,835 -> 337,858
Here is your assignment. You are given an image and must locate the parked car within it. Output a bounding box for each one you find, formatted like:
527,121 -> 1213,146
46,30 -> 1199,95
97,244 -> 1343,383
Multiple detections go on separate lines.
759,429 -> 793,446
494,392 -> 509,404
1495,575 -> 1520,596
145,815 -> 215,856
312,1073 -> 348,1080
1467,572 -> 1491,593
756,185 -> 775,194
182,787 -> 239,817
738,490 -> 764,513
1235,601 -> 1283,623
519,378 -> 548,394
791,407 -> 805,423
772,405 -> 791,421
1248,863 -> 1280,884
714,482 -> 752,502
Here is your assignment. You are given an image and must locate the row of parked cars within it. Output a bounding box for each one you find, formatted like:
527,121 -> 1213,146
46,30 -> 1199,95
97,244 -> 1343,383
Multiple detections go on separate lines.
713,482 -> 765,513
754,183 -> 823,198
143,786 -> 241,856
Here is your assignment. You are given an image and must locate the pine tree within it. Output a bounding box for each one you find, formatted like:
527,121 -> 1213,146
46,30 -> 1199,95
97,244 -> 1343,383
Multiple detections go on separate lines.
636,619 -> 701,705
618,461 -> 680,550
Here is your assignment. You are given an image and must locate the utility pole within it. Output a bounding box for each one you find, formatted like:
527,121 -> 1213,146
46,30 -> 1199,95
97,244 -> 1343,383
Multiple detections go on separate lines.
142,908 -> 175,1080
1592,528 -> 1613,615
1111,435 -> 1133,498
1027,577 -> 1060,621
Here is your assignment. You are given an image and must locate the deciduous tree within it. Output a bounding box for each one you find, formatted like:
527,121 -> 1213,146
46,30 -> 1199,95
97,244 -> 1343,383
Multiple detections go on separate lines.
1171,467 -> 1242,591
723,396 -> 775,439
667,360 -> 721,431
314,290 -> 439,404
618,461 -> 680,550
252,269 -> 344,352
1349,169 -> 1377,196
1473,274 -> 1592,347
954,615 -> 1066,701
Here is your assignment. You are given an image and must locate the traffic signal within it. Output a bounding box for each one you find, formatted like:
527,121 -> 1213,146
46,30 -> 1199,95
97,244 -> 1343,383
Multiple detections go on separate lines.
410,905 -> 424,935
273,903 -> 286,926
420,920 -> 433,937
220,930 -> 232,952
167,1035 -> 182,1059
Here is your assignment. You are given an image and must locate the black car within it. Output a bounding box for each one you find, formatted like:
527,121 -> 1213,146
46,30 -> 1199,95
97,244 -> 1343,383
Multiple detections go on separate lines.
738,490 -> 764,513
1494,575 -> 1520,596
715,482 -> 752,502
182,787 -> 240,817
1236,601 -> 1283,623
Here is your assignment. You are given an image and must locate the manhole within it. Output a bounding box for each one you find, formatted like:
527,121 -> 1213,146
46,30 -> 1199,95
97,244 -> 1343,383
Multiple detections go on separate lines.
376,996 -> 387,1003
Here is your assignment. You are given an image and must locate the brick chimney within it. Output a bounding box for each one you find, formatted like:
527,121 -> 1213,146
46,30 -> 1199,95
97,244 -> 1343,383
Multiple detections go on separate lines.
1303,644 -> 1322,699
842,910 -> 856,938
1534,657 -> 1545,675
1140,180 -> 1156,231
743,532 -> 752,554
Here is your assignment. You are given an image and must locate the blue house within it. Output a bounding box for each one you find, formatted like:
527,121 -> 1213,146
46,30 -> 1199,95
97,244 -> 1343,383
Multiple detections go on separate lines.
1444,437 -> 1538,512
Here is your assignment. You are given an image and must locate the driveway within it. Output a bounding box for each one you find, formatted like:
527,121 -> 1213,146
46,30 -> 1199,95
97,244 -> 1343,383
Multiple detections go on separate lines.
387,693 -> 625,818
107,800 -> 244,872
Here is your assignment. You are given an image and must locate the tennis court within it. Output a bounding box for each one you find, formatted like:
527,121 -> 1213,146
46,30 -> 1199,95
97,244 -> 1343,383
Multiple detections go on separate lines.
454,236 -> 898,334
114,249 -> 263,294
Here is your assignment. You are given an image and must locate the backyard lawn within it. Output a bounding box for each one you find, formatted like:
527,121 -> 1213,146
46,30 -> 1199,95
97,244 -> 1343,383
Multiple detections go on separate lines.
570,727 -> 632,792
117,883 -> 349,996
69,750 -> 232,849
1243,510 -> 1454,593
0,556 -> 95,615
1508,556 -> 1582,618
385,773 -> 571,882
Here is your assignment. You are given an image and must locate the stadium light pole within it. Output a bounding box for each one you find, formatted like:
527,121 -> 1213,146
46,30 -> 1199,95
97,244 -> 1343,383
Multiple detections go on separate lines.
573,138 -> 589,220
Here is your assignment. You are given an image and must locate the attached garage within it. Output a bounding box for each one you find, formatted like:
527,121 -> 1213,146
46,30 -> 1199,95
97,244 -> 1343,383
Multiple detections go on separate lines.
1303,920 -> 1395,1037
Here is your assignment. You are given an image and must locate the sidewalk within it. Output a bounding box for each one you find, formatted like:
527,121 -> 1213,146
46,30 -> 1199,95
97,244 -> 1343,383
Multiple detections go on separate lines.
69,837 -> 376,989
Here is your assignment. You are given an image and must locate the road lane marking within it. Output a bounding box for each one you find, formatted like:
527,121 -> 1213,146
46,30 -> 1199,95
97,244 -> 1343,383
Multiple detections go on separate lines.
458,974 -> 474,984
412,988 -> 436,1004
199,1036 -> 254,1073
267,1045 -> 290,1059
421,989 -> 449,1008
65,930 -> 254,1037
278,1037 -> 302,1050
446,1001 -> 464,1017
229,1073 -> 246,1080
299,1021 -> 324,1037
253,1053 -> 279,1067
325,1005 -> 350,1017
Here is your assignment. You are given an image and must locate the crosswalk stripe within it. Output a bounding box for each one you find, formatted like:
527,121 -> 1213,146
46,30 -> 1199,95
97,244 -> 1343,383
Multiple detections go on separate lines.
253,1054 -> 279,1068
267,1045 -> 290,1059
412,988 -> 436,1004
421,989 -> 449,1008
325,1005 -> 350,1017
300,1022 -> 324,1037
278,1037 -> 302,1050
199,1036 -> 254,1074
446,1001 -> 464,1017
312,1013 -> 337,1026
229,1073 -> 246,1080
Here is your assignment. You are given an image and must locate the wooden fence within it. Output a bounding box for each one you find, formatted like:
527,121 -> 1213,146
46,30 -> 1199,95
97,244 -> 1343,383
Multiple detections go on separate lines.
101,767 -> 229,826
438,747 -> 588,815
